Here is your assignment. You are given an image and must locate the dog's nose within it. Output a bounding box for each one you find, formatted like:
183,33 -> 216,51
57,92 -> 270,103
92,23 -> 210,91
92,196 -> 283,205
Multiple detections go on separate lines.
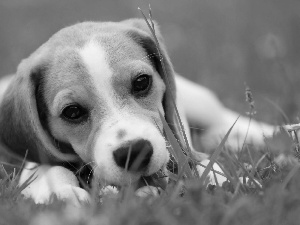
113,139 -> 153,172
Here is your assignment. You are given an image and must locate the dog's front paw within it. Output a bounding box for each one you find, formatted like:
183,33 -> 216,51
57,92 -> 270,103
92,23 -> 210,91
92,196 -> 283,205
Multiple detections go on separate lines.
20,164 -> 90,206
52,185 -> 91,206
22,185 -> 90,206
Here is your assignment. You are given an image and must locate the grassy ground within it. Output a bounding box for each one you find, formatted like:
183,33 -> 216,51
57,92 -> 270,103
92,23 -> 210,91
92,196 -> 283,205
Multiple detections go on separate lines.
0,125 -> 300,225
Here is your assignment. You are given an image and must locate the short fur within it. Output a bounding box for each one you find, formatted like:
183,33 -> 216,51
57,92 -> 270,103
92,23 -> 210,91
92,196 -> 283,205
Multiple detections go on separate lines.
0,19 -> 277,204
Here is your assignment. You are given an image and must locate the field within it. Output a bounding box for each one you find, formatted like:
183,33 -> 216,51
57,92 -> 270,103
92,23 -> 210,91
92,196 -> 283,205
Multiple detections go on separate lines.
1,1 -> 300,225
0,106 -> 300,225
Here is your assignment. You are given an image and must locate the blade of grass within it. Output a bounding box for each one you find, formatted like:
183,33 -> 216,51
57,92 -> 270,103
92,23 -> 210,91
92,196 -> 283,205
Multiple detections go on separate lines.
282,164 -> 300,189
0,162 -> 25,169
263,97 -> 290,124
215,160 -> 236,186
125,145 -> 132,172
15,150 -> 28,178
12,171 -> 37,197
140,7 -> 200,179
155,121 -> 179,163
229,152 -> 262,190
159,111 -> 193,179
0,172 -> 14,185
222,151 -> 243,176
0,164 -> 9,178
199,117 -> 239,185
167,171 -> 179,181
223,148 -> 262,190
197,161 -> 227,178
255,153 -> 268,170
139,6 -> 195,162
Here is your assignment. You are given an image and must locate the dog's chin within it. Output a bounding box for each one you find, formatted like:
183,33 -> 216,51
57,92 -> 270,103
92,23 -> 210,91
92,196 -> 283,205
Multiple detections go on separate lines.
105,168 -> 168,191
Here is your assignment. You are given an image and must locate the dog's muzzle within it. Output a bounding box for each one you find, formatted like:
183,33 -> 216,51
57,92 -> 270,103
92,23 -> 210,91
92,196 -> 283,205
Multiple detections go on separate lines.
113,139 -> 153,172
112,139 -> 168,190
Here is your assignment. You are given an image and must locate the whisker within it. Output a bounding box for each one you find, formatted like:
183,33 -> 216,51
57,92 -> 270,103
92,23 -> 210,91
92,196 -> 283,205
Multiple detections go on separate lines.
75,161 -> 95,175
87,165 -> 97,184
165,122 -> 205,131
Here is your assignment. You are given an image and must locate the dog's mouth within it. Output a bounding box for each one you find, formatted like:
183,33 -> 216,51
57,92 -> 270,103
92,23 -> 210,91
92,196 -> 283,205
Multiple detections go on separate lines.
137,169 -> 168,190
78,161 -> 170,193
135,153 -> 178,191
105,169 -> 168,192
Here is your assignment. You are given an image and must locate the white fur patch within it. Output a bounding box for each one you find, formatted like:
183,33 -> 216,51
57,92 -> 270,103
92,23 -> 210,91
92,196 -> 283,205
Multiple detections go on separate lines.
80,41 -> 112,81
79,41 -> 114,103
79,40 -> 169,185
93,117 -> 169,185
79,40 -> 120,116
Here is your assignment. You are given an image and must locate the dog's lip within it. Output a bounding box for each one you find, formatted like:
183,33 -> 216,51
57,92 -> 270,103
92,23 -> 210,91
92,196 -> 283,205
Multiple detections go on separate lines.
107,170 -> 168,191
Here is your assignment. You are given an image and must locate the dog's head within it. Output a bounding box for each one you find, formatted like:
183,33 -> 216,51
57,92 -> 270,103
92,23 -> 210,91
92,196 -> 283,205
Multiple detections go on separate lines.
0,19 -> 180,186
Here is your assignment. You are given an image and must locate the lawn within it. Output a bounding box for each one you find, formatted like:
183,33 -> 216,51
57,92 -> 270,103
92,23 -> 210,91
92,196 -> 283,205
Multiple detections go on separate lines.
0,116 -> 300,225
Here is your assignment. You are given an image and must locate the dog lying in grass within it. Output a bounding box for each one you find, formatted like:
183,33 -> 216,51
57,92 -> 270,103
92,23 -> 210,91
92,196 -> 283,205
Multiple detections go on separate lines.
0,18 -> 285,205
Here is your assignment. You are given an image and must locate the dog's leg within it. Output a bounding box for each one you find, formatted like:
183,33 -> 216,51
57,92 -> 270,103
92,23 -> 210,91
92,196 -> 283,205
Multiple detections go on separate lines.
19,162 -> 90,206
176,76 -> 229,185
176,87 -> 210,162
175,75 -> 275,150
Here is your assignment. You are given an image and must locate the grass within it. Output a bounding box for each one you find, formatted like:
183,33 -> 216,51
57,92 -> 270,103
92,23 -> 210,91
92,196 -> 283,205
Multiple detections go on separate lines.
1,130 -> 300,225
1,7 -> 300,225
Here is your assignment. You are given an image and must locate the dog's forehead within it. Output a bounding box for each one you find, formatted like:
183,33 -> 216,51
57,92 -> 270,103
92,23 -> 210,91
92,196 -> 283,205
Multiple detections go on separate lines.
48,22 -> 147,61
78,33 -> 150,81
78,41 -> 112,94
45,47 -> 91,96
94,32 -> 148,64
45,23 -> 153,103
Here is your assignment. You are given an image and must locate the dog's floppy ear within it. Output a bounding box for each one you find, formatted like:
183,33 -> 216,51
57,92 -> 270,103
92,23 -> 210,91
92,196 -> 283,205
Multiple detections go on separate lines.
122,19 -> 183,143
0,50 -> 78,163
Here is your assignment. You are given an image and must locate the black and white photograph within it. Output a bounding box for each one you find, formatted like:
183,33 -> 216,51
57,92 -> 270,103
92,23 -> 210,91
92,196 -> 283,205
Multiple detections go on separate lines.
0,0 -> 300,224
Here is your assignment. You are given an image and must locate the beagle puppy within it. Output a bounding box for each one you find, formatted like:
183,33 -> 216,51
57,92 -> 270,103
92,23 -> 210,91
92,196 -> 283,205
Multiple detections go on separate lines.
0,19 -> 277,205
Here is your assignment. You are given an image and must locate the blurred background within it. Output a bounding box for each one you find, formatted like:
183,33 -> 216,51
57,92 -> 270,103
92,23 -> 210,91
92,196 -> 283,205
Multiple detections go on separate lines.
1,0 -> 300,124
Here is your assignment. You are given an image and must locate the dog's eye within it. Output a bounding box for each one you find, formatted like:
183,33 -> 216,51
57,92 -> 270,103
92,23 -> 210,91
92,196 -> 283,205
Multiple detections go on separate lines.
61,105 -> 87,122
132,74 -> 152,97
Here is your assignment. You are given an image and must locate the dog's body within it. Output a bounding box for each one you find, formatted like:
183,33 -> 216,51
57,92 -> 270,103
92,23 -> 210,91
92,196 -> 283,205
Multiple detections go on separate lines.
0,19 -> 277,204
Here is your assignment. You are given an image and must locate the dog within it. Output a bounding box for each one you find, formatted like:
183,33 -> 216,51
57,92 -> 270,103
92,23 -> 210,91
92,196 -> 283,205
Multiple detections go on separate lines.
0,19 -> 279,205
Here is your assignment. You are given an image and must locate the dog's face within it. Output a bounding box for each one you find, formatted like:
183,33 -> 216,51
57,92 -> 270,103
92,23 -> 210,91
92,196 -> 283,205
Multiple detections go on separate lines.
0,20 -> 178,186
46,30 -> 168,185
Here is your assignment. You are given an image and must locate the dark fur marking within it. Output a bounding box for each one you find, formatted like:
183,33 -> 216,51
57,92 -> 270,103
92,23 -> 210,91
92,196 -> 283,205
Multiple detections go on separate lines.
32,68 -> 89,183
31,67 -> 49,130
126,31 -> 161,73
31,67 -> 79,161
